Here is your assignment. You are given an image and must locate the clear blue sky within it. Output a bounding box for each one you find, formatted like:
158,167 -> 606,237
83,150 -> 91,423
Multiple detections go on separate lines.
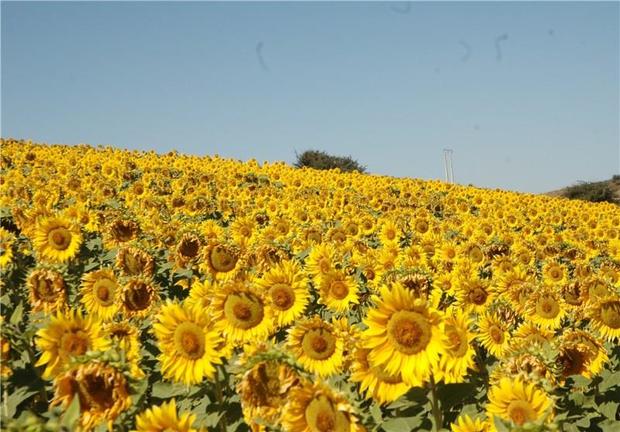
2,1 -> 618,193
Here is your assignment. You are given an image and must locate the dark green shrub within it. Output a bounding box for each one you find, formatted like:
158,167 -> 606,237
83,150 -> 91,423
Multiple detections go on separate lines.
564,180 -> 615,203
294,150 -> 366,173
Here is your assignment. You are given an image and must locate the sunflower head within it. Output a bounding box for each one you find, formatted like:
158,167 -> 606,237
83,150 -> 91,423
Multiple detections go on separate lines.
81,268 -> 119,321
486,377 -> 554,429
116,246 -> 154,278
118,277 -> 159,318
33,216 -> 82,263
135,399 -> 198,432
27,267 -> 67,312
587,294 -> 620,341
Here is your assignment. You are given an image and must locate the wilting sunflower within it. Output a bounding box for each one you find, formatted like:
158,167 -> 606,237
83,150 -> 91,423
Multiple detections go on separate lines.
116,246 -> 154,278
80,268 -> 119,321
103,321 -> 144,379
486,377 -> 553,430
477,313 -> 510,359
524,286 -> 566,330
52,361 -> 131,430
438,309 -> 476,384
556,329 -> 608,379
153,301 -> 223,385
118,277 -> 159,318
202,240 -> 241,279
33,216 -> 82,263
35,309 -> 110,379
287,315 -> 345,377
254,260 -> 309,327
210,279 -> 274,344
587,294 -> 620,341
134,399 -> 198,432
27,267 -> 67,312
361,282 -> 443,387
318,270 -> 359,314
175,232 -> 202,268
237,358 -> 300,431
282,380 -> 363,432
350,346 -> 411,405
450,414 -> 490,432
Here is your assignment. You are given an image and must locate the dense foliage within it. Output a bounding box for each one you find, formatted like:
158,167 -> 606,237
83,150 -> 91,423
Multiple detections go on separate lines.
0,138 -> 619,432
563,179 -> 618,204
294,149 -> 366,173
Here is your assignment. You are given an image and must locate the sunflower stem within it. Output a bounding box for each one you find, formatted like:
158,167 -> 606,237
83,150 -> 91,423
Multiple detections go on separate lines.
430,373 -> 442,431
214,372 -> 228,432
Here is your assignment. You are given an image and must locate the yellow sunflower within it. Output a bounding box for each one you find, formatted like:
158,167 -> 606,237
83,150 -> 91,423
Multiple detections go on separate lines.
210,279 -> 274,344
486,378 -> 553,430
0,227 -> 15,268
282,380 -> 363,432
451,414 -> 490,432
318,270 -> 359,314
52,361 -> 131,430
455,274 -> 495,314
27,267 -> 67,312
438,309 -> 477,384
35,309 -> 110,380
477,313 -> 510,359
287,315 -> 345,377
185,277 -> 216,312
33,215 -> 82,263
153,301 -> 223,385
524,286 -> 566,330
201,240 -> 241,279
80,268 -> 119,321
350,346 -> 411,405
254,259 -> 309,327
587,294 -> 620,341
305,243 -> 338,283
116,246 -> 154,278
134,399 -> 198,432
361,282 -> 443,387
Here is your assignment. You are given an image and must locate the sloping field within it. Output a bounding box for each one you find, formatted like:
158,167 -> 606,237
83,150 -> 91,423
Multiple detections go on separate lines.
0,138 -> 619,431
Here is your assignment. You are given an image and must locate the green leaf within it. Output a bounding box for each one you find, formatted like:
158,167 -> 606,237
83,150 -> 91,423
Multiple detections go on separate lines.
437,382 -> 477,408
370,403 -> 382,423
382,416 -> 422,432
9,302 -> 23,326
61,395 -> 81,429
598,401 -> 619,420
569,375 -> 592,387
600,371 -> 620,392
151,382 -> 188,399
3,387 -> 38,418
493,416 -> 511,432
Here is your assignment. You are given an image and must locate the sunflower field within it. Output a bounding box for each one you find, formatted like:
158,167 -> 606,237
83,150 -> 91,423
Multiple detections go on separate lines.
0,138 -> 619,432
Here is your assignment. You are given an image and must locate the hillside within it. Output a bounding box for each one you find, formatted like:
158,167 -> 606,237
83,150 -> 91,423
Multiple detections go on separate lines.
547,176 -> 620,204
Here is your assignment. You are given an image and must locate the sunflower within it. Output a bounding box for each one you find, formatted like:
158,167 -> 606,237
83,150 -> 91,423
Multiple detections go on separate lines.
282,380 -> 363,432
287,315 -> 345,377
175,232 -> 202,268
509,322 -> 554,352
103,321 -> 144,379
350,346 -> 411,405
52,361 -> 131,430
116,246 -> 154,278
210,279 -> 274,345
556,329 -> 608,379
27,267 -> 67,312
438,309 -> 476,384
486,378 -> 553,430
237,359 -> 300,431
107,218 -> 140,248
254,260 -> 309,327
524,286 -> 566,330
185,277 -> 216,312
35,309 -> 110,380
80,268 -> 119,321
477,313 -> 510,359
318,270 -> 359,314
118,277 -> 159,318
153,301 -> 223,385
305,243 -> 338,283
455,274 -> 495,314
33,216 -> 82,263
450,414 -> 490,432
134,399 -> 198,432
201,241 -> 241,279
587,294 -> 620,341
0,227 -> 14,268
361,282 -> 443,387
490,350 -> 556,385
